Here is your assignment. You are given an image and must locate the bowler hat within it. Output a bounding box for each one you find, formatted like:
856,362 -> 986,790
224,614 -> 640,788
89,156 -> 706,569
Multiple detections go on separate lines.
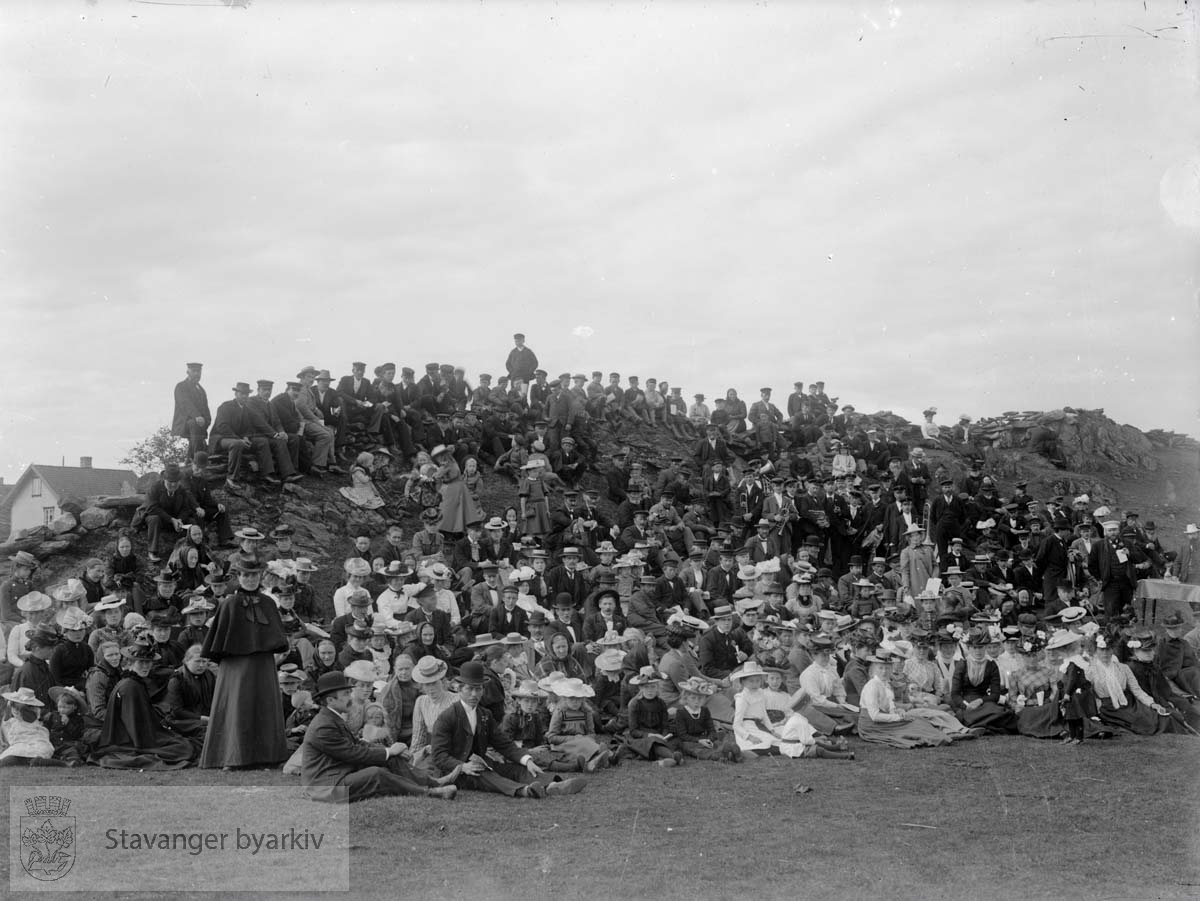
457,660 -> 488,686
313,671 -> 355,699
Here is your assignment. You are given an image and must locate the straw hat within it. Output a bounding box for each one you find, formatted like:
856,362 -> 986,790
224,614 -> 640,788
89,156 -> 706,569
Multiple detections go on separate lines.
593,649 -> 626,672
1045,630 -> 1082,651
343,660 -> 378,683
411,656 -> 449,684
16,591 -> 52,613
2,687 -> 44,707
729,660 -> 770,682
677,677 -> 718,696
511,680 -> 547,699
629,666 -> 667,686
52,579 -> 87,605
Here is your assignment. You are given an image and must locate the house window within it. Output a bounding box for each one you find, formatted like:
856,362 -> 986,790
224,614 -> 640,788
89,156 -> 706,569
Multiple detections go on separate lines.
32,478 -> 42,498
43,507 -> 56,525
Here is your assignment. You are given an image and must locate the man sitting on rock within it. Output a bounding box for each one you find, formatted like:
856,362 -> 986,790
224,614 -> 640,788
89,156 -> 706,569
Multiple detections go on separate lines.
209,381 -> 283,489
143,462 -> 201,564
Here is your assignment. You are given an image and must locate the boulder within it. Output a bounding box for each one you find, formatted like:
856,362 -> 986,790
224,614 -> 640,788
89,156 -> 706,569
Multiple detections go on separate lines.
98,494 -> 144,509
14,525 -> 51,542
79,507 -> 118,530
34,539 -> 73,559
57,496 -> 87,518
0,537 -> 42,559
283,482 -> 313,501
49,513 -> 78,535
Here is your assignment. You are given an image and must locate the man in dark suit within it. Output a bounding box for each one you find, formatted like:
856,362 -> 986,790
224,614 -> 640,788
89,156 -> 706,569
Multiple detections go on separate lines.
183,452 -> 235,547
693,424 -> 732,469
301,671 -> 456,802
545,594 -> 586,645
270,380 -> 312,474
545,547 -> 588,608
582,587 -> 627,640
209,381 -> 278,489
488,585 -> 529,638
431,661 -> 584,797
697,605 -> 743,678
311,370 -> 344,456
337,362 -> 389,446
247,380 -> 302,483
172,362 -> 211,457
929,477 -> 968,559
505,333 -> 539,389
143,462 -> 201,563
1035,518 -> 1075,604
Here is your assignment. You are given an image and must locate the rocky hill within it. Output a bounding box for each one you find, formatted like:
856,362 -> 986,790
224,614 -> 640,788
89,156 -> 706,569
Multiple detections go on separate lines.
2,406 -> 1196,601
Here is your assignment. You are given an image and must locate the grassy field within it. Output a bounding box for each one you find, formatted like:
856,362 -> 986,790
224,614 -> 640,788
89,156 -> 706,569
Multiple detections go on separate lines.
5,733 -> 1199,900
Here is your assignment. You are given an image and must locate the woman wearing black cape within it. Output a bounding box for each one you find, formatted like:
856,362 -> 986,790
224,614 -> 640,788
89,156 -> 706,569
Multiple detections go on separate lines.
200,558 -> 289,769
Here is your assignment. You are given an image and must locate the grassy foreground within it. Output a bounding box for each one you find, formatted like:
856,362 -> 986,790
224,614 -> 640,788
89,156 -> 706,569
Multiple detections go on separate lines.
5,733 -> 1199,900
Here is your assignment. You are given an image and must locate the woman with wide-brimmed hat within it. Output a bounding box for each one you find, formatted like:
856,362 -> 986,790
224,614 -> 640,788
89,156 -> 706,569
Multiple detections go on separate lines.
857,651 -> 954,749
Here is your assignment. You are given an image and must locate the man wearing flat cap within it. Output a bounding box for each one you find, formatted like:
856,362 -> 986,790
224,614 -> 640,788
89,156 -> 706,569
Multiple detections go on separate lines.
247,380 -> 303,484
172,362 -> 211,457
209,382 -> 284,490
748,387 -> 782,426
505,333 -> 539,393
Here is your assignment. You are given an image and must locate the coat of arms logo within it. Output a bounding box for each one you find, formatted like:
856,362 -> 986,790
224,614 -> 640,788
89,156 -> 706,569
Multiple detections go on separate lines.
19,795 -> 76,881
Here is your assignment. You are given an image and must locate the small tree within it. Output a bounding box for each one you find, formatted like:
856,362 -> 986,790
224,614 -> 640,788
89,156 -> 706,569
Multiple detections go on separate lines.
120,426 -> 191,476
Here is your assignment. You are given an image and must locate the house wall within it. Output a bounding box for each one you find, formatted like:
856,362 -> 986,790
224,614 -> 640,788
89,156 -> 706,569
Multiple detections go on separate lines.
7,480 -> 61,540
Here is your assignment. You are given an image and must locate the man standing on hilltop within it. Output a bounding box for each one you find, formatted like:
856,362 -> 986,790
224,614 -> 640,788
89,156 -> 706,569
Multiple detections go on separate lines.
172,362 -> 211,457
505,333 -> 538,394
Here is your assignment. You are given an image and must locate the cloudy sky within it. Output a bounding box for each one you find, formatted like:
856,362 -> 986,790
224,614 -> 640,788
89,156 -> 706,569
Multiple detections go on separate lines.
2,1 -> 1197,480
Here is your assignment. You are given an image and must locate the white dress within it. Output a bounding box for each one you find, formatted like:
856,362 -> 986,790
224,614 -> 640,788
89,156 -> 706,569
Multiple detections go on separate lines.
0,715 -> 55,760
732,688 -> 781,752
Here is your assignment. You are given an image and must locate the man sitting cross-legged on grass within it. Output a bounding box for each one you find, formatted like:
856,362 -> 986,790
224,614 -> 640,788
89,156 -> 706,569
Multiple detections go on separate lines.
430,661 -> 587,798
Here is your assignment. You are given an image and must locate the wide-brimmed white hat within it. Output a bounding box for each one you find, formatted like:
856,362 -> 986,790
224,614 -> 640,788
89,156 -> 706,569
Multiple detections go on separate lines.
729,660 -> 769,682
411,656 -> 449,684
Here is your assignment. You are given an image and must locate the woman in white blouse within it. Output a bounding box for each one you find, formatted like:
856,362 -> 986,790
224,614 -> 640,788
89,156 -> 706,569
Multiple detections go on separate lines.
1086,635 -> 1168,735
857,652 -> 954,749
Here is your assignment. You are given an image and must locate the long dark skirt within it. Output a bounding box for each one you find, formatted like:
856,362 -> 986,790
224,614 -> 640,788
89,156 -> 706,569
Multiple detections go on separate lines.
1017,702 -> 1062,739
200,652 -> 287,768
1096,698 -> 1163,736
956,701 -> 1018,734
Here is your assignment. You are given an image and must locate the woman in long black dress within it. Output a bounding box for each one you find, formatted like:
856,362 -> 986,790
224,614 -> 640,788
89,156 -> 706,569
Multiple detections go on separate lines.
92,644 -> 194,769
163,644 -> 217,748
200,559 -> 289,769
951,628 -> 1018,734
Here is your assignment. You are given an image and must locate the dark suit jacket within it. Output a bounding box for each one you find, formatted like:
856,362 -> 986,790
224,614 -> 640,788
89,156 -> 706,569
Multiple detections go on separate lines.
582,611 -> 626,642
431,700 -> 526,774
336,376 -> 380,404
488,604 -> 529,638
271,392 -> 302,434
693,437 -> 731,467
311,387 -> 342,428
144,481 -> 198,523
301,706 -> 387,789
172,379 -> 211,436
209,398 -> 259,444
545,612 -> 585,645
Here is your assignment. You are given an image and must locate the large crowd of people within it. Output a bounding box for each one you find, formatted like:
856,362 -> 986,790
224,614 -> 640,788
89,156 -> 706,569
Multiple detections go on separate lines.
1,332 -> 1199,804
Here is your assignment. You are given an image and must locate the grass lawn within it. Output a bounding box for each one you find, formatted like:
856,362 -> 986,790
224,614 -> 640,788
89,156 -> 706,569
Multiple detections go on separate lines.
5,733 -> 1199,900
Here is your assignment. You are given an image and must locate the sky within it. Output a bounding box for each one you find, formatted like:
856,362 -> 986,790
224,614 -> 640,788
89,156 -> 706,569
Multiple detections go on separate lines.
1,0 -> 1197,481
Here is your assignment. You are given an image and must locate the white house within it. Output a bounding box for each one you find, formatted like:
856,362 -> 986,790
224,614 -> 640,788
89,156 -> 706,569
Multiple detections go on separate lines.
2,459 -> 137,540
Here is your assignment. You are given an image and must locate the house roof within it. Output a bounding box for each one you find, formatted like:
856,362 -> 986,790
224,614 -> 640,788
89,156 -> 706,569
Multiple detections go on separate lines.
27,464 -> 138,501
0,464 -> 138,520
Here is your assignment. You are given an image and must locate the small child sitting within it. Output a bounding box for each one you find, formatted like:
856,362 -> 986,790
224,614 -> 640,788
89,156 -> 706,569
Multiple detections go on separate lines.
669,677 -> 740,762
359,703 -> 392,746
45,686 -> 95,767
500,680 -> 586,773
546,678 -> 612,772
623,667 -> 684,767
